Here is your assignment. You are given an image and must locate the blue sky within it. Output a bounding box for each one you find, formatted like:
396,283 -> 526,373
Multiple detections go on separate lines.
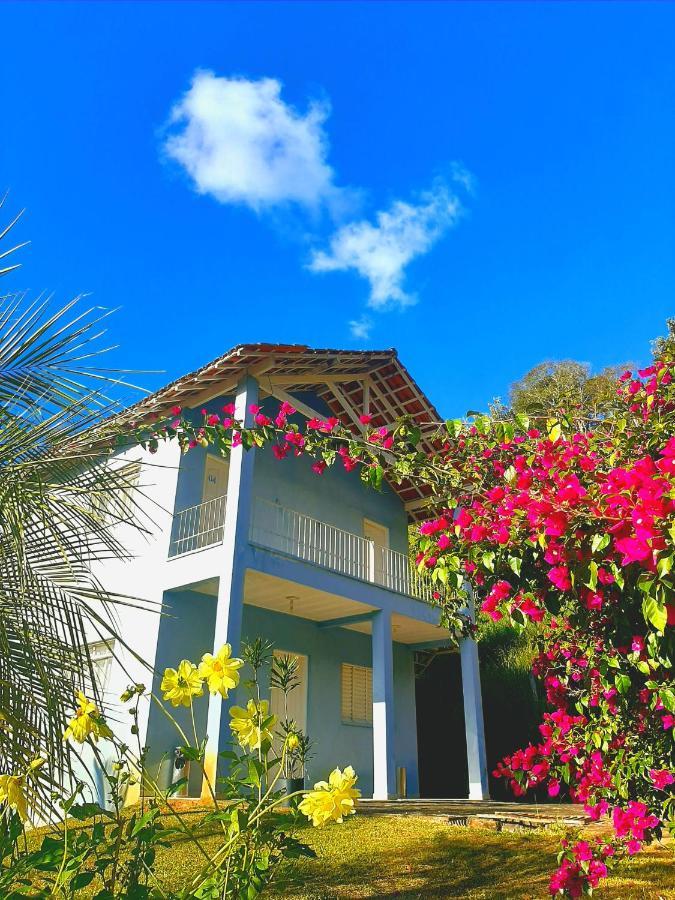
2,2 -> 674,417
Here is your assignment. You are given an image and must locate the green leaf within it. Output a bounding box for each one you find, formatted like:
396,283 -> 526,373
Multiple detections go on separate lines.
591,533 -> 610,554
508,556 -> 522,576
642,595 -> 667,633
482,551 -> 495,572
513,413 -> 530,433
68,802 -> 111,821
548,422 -> 562,442
615,673 -> 631,695
657,554 -> 673,578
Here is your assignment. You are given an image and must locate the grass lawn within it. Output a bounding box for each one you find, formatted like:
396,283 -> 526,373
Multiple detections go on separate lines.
148,812 -> 675,899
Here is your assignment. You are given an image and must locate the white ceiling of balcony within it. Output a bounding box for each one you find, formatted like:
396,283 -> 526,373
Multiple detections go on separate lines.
243,570 -> 452,647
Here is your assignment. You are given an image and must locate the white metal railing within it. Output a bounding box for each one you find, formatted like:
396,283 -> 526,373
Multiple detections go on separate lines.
169,495 -> 227,557
250,498 -> 435,603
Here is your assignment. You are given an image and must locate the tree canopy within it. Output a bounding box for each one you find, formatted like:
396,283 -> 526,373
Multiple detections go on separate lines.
507,359 -> 628,419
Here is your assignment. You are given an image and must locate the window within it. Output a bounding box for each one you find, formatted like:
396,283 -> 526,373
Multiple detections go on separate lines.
91,461 -> 141,524
89,640 -> 115,694
341,663 -> 372,725
116,461 -> 142,520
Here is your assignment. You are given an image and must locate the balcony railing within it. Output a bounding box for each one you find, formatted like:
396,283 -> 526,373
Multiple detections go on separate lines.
250,498 -> 435,603
168,494 -> 227,558
167,494 -> 434,603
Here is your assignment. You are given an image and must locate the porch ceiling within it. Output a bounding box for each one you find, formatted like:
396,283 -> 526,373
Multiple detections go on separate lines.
243,570 -> 452,647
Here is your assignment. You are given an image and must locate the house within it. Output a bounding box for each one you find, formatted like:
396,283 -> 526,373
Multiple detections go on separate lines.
88,344 -> 489,802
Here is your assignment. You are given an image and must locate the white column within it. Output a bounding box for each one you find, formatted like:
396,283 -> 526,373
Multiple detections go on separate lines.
460,594 -> 490,800
372,608 -> 397,800
202,375 -> 258,797
116,438 -> 183,807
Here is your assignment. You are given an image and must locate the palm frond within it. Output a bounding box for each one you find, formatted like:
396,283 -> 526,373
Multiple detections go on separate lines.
0,208 -> 158,813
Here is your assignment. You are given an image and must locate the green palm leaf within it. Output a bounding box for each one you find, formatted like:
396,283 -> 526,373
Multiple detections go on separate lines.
0,203 -> 155,816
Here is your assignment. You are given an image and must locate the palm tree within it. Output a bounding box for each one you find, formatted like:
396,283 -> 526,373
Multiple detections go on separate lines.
0,198 -> 150,810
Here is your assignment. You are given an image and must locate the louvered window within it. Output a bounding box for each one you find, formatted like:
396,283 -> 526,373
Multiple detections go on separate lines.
89,640 -> 115,694
341,663 -> 373,725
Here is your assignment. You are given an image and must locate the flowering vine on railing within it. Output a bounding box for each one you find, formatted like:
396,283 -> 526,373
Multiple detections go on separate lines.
122,350 -> 675,898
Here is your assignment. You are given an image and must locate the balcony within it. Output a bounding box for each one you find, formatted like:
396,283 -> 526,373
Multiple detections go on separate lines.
168,495 -> 434,603
168,494 -> 227,557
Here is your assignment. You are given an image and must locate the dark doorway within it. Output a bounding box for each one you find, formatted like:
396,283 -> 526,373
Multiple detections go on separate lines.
415,652 -> 468,798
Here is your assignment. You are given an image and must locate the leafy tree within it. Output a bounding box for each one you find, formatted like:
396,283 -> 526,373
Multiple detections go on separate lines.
508,359 -> 627,419
652,317 -> 675,360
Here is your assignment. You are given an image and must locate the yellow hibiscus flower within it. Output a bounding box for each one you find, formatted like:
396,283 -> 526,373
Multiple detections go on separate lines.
229,699 -> 275,750
63,692 -> 113,743
160,660 -> 203,707
299,766 -> 360,827
198,644 -> 243,698
0,774 -> 28,822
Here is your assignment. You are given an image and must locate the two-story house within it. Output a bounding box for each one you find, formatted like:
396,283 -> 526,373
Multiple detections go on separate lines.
89,344 -> 489,802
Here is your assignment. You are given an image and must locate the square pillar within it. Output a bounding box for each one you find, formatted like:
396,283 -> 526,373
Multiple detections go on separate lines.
372,609 -> 397,799
202,376 -> 258,797
460,593 -> 490,800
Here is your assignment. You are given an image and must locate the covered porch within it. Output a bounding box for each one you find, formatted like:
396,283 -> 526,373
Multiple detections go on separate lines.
149,562 -> 490,802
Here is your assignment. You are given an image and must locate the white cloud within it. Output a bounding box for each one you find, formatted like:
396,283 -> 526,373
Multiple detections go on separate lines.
164,71 -> 338,211
308,179 -> 462,309
349,316 -> 373,340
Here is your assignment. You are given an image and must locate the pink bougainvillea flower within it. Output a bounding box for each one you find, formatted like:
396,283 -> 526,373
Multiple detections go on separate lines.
437,534 -> 451,551
547,565 -> 572,591
650,769 -> 674,790
614,535 -> 652,567
547,779 -> 561,797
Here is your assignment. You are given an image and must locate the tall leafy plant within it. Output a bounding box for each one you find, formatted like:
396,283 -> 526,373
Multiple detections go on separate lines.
0,200 -> 149,804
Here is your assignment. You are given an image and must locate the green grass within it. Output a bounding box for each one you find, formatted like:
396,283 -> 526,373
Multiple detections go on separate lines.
27,809 -> 675,898
150,812 -> 674,899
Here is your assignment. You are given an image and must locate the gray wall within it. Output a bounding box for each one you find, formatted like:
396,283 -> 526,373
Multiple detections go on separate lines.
145,589 -> 217,795
172,389 -> 410,555
146,596 -> 420,798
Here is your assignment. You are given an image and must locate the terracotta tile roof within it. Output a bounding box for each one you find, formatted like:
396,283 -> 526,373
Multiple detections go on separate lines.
122,343 -> 442,518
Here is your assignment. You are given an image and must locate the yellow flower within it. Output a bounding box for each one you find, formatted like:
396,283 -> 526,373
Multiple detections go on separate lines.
63,692 -> 113,743
286,733 -> 300,752
160,660 -> 203,707
299,766 -> 360,827
229,699 -> 275,750
0,774 -> 28,822
198,644 -> 243,698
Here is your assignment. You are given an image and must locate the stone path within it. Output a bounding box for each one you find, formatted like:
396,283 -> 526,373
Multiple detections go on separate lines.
357,798 -> 589,831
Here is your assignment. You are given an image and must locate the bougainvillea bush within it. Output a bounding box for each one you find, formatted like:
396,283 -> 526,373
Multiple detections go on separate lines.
137,346 -> 675,898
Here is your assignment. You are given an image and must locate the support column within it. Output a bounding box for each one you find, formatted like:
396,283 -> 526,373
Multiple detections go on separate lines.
460,594 -> 490,800
372,609 -> 397,799
202,376 -> 258,797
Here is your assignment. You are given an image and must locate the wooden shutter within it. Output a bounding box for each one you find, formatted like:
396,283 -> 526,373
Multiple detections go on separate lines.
341,663 -> 373,724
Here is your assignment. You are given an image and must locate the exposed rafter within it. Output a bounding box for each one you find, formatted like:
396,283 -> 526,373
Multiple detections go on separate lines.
114,343 -> 443,520
266,385 -> 326,423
